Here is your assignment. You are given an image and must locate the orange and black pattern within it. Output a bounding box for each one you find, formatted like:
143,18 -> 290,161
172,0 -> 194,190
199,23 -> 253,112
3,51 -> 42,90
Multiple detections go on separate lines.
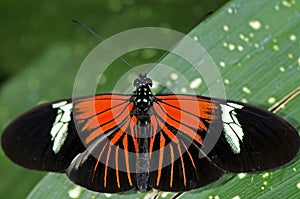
1,74 -> 299,193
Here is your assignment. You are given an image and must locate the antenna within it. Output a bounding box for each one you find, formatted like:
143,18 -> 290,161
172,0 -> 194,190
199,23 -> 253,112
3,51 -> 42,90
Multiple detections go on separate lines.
72,19 -> 138,73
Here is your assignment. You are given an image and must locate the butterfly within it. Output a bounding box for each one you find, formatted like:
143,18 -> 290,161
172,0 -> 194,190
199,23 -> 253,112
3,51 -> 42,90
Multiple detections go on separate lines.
1,73 -> 299,193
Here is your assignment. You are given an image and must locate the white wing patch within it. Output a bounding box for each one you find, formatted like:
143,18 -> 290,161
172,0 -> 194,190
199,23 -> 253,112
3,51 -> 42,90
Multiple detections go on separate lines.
220,102 -> 244,154
50,101 -> 73,154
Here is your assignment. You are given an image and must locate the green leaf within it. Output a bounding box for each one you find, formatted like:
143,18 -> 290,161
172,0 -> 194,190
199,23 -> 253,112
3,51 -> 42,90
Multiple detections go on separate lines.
2,0 -> 300,198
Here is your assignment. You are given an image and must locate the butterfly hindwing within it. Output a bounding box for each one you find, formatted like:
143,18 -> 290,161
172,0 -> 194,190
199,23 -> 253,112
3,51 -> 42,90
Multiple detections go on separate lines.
148,131 -> 225,192
66,94 -> 138,192
148,95 -> 225,191
66,132 -> 137,193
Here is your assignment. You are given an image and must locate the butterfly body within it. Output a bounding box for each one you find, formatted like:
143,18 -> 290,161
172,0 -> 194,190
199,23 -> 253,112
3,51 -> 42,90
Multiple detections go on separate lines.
1,74 -> 299,193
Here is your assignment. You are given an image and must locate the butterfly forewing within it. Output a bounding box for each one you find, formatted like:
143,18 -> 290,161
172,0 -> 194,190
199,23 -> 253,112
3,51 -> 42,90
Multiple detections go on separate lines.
206,100 -> 300,172
1,100 -> 85,172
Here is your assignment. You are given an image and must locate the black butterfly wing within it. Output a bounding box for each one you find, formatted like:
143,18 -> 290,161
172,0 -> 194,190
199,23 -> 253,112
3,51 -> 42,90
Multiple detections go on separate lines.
3,92 -> 299,193
2,94 -> 139,193
1,99 -> 85,172
66,94 -> 138,193
148,131 -> 225,192
207,100 -> 300,173
66,131 -> 137,193
148,94 -> 299,191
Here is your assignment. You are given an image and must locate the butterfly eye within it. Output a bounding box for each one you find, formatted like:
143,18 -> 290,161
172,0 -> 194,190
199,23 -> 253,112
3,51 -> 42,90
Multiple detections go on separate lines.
146,78 -> 152,87
133,78 -> 141,87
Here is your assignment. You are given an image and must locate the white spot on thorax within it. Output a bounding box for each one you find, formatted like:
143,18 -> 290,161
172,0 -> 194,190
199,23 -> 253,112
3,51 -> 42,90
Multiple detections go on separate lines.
50,101 -> 73,154
220,103 -> 244,154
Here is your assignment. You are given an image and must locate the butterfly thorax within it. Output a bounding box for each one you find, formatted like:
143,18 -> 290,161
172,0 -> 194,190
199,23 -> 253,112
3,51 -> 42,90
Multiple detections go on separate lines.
131,74 -> 155,126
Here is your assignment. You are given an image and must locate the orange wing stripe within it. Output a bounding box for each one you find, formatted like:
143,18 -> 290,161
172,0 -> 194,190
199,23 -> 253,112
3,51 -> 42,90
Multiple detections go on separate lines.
92,142 -> 108,182
115,145 -> 120,188
74,95 -> 133,144
156,100 -> 207,131
156,133 -> 165,186
169,144 -> 174,188
156,118 -> 179,143
110,120 -> 130,145
104,144 -> 112,188
123,135 -> 133,186
182,141 -> 196,170
177,143 -> 186,187
156,95 -> 218,120
84,103 -> 133,144
153,103 -> 203,145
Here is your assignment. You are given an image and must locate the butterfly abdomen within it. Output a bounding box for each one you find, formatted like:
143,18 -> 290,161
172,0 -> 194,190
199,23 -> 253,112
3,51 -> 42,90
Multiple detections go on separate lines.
136,126 -> 151,192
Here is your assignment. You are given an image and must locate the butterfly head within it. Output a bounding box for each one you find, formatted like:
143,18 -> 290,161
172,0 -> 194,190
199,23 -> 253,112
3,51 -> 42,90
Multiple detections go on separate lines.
133,74 -> 152,89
